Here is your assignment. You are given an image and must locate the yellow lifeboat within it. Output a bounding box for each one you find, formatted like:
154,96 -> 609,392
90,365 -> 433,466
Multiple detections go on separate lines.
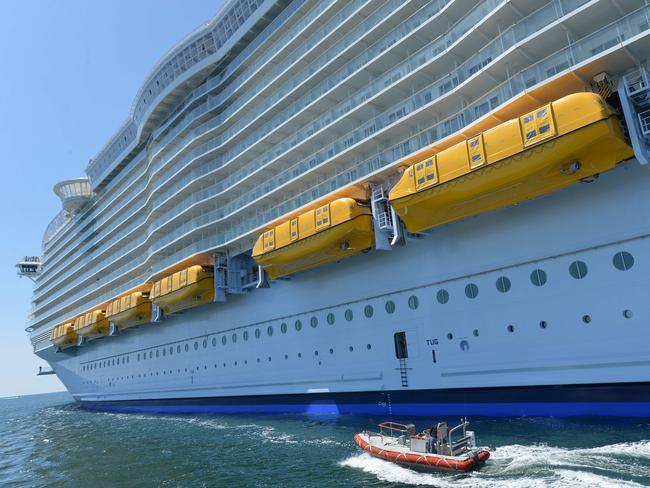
150,265 -> 214,315
50,322 -> 77,350
389,92 -> 634,233
106,291 -> 152,331
74,309 -> 109,342
252,197 -> 374,279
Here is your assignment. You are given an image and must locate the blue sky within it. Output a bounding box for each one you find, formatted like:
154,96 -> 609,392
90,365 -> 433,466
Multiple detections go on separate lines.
0,0 -> 222,397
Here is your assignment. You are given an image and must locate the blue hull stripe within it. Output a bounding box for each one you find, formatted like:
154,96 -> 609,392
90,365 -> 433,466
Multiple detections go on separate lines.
80,382 -> 650,417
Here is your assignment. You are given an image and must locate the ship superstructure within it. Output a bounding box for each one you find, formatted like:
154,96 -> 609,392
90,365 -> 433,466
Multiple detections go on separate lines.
19,0 -> 650,415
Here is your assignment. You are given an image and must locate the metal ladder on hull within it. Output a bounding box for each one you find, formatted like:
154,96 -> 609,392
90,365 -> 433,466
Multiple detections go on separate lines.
398,358 -> 409,388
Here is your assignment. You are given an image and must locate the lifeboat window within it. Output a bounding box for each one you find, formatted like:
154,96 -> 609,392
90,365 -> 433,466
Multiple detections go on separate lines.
613,251 -> 634,271
569,260 -> 588,279
221,336 -> 227,345
255,328 -> 261,338
281,322 -> 287,333
537,108 -> 547,117
539,124 -> 550,134
345,309 -> 353,321
231,333 -> 237,343
416,164 -> 424,170
530,269 -> 547,287
525,130 -> 537,140
394,332 -> 408,359
436,289 -> 450,304
310,317 -> 318,328
385,300 -> 395,314
364,305 -> 374,318
465,283 -> 479,299
243,331 -> 249,341
290,219 -> 298,241
524,115 -> 534,123
327,313 -> 335,325
495,276 -> 511,293
267,326 -> 274,336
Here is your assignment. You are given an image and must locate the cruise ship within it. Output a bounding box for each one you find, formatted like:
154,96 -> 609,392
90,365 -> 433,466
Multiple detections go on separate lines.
17,0 -> 650,416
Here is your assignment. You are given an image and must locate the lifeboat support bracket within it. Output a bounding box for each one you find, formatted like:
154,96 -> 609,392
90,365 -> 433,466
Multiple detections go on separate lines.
370,184 -> 404,250
152,303 -> 164,322
617,68 -> 650,165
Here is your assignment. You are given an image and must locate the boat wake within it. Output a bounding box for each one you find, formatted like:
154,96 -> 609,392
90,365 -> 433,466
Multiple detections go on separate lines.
340,441 -> 650,487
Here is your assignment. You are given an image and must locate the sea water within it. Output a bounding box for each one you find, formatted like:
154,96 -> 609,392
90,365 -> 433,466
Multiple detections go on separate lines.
2,392 -> 650,487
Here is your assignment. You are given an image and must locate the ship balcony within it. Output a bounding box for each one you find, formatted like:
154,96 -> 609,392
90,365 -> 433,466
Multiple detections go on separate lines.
53,177 -> 93,216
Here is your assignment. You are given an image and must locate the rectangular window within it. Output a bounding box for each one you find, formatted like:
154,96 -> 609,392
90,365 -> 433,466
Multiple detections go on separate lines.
394,331 -> 409,359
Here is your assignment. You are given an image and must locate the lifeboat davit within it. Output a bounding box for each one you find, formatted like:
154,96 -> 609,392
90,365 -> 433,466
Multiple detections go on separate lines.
389,92 -> 634,233
50,322 -> 77,350
252,197 -> 374,279
151,265 -> 214,315
75,310 -> 109,342
355,420 -> 490,473
106,291 -> 152,332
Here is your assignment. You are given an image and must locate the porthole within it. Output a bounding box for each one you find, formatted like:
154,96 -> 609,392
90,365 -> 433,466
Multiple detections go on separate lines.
194,342 -> 199,351
569,260 -> 588,279
613,251 -> 634,271
177,345 -> 181,354
327,313 -> 335,325
221,336 -> 227,345
349,346 -> 354,352
284,354 -> 288,360
202,339 -> 207,349
212,338 -> 217,347
582,314 -> 591,324
408,295 -> 419,310
436,289 -> 450,304
507,325 -> 515,333
231,333 -> 237,343
310,317 -> 318,328
162,349 -> 166,357
267,326 -> 274,336
155,350 -> 159,358
329,348 -> 334,354
447,333 -> 453,340
539,320 -> 548,329
255,328 -> 261,338
294,320 -> 302,331
623,309 -> 633,319
314,350 -> 319,356
465,283 -> 479,299
345,309 -> 353,321
185,344 -> 189,352
473,329 -> 479,337
364,305 -> 374,318
257,358 -> 260,363
281,322 -> 288,334
495,276 -> 511,293
365,344 -> 372,350
297,353 -> 302,358
243,331 -> 249,341
530,269 -> 547,287
137,354 -> 140,361
385,300 -> 396,314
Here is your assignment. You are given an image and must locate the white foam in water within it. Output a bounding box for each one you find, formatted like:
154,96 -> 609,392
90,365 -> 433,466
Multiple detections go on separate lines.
340,440 -> 650,488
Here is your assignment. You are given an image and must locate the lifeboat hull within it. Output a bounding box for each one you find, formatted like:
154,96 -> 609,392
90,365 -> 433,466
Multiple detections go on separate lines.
391,117 -> 633,233
52,332 -> 77,350
152,277 -> 214,315
354,433 -> 489,472
77,319 -> 110,341
109,302 -> 152,331
255,214 -> 374,279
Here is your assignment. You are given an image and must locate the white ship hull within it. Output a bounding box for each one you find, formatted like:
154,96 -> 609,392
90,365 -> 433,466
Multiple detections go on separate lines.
38,160 -> 650,416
